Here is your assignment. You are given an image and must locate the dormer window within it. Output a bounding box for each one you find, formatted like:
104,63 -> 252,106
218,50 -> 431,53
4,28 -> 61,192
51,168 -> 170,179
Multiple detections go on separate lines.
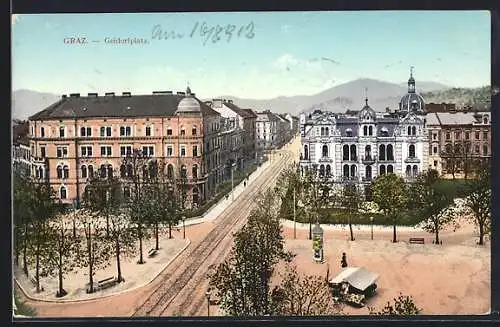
380,127 -> 389,137
483,116 -> 489,124
346,128 -> 353,137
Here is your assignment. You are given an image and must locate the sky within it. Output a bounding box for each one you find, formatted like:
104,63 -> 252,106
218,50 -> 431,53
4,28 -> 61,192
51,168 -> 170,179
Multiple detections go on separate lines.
11,11 -> 491,99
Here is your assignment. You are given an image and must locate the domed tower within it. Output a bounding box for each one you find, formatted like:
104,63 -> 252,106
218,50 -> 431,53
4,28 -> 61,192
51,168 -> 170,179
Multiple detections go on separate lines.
175,86 -> 201,115
399,66 -> 425,114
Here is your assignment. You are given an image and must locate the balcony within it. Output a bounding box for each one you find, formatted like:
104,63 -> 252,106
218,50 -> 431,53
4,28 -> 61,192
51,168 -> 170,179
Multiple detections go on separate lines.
378,157 -> 395,163
339,176 -> 359,183
362,176 -> 373,182
342,156 -> 358,162
318,156 -> 333,163
361,156 -> 376,164
404,156 -> 420,163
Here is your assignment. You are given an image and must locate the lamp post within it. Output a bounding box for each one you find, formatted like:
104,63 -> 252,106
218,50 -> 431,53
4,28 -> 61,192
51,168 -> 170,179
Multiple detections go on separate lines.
182,216 -> 186,239
293,187 -> 297,239
205,288 -> 212,317
370,216 -> 374,240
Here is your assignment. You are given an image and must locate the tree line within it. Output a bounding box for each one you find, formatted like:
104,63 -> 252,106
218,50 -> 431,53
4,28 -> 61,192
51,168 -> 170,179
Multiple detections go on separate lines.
274,162 -> 491,245
13,149 -> 186,297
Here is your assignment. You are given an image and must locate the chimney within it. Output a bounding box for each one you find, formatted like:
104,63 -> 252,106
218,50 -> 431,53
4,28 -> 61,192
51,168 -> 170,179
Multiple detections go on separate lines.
62,94 -> 67,98
88,92 -> 98,97
153,91 -> 171,95
228,99 -> 233,104
177,91 -> 186,95
212,99 -> 223,108
105,92 -> 115,97
69,93 -> 80,98
122,92 -> 132,97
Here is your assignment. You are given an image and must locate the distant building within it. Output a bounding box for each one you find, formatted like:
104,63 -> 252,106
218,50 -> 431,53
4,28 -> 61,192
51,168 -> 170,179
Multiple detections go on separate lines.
426,110 -> 491,178
12,120 -> 32,177
300,70 -> 429,196
256,110 -> 281,151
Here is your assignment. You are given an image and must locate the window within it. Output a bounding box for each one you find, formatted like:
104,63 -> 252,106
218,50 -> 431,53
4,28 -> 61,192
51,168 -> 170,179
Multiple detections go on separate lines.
363,126 -> 368,136
192,165 -> 198,179
407,126 -> 411,135
192,145 -> 198,157
145,126 -> 152,136
387,165 -> 393,173
180,128 -> 186,136
386,144 -> 394,161
432,146 -> 438,154
40,127 -> 45,137
100,126 -> 112,137
57,165 -> 63,178
434,160 -> 438,167
88,165 -> 94,178
180,146 -> 186,157
40,146 -> 46,158
342,145 -> 349,161
100,146 -> 112,157
81,165 -> 87,178
379,144 -> 386,161
322,144 -> 328,158
120,146 -> 132,157
433,133 -> 438,140
446,132 -> 450,140
180,165 -> 187,178
192,127 -> 197,135
167,164 -> 174,179
60,186 -> 67,200
100,165 -> 107,178
475,131 -> 480,139
81,146 -> 93,157
167,145 -> 173,156
63,165 -> 69,179
475,145 -> 480,153
368,126 -> 373,136
120,126 -> 132,137
142,146 -> 154,157
455,131 -> 460,139
167,128 -> 173,136
465,131 -> 470,140
379,165 -> 386,175
80,127 -> 92,137
56,146 -> 68,158
59,126 -> 66,138
483,131 -> 488,140
409,144 -> 416,157
483,145 -> 488,156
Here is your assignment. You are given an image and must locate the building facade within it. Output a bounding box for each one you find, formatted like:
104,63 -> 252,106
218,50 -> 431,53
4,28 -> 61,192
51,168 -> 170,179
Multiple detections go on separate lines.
28,88 -> 224,207
426,110 -> 491,178
300,71 -> 429,194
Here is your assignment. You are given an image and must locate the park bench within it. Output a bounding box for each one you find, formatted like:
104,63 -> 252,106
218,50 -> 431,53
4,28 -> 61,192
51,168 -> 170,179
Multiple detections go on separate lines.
98,276 -> 116,290
409,237 -> 425,244
148,248 -> 158,258
30,277 -> 44,291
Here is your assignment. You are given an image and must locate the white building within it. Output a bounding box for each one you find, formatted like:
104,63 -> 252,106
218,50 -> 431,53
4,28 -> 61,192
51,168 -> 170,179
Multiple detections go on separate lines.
12,143 -> 32,177
256,110 -> 280,151
299,71 -> 429,195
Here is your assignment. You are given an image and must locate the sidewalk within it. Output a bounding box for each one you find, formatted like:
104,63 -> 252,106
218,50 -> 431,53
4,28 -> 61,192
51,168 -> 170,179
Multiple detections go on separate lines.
280,219 -> 425,232
176,159 -> 273,228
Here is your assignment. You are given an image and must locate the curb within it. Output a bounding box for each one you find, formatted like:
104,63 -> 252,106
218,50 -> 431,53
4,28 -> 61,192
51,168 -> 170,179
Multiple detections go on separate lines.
280,219 -> 425,232
15,238 -> 192,304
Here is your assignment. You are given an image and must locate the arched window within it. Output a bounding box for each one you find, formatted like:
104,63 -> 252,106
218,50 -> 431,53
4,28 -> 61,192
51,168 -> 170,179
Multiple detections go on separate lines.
322,144 -> 328,158
412,126 -> 416,135
38,167 -> 44,179
483,144 -> 488,156
325,127 -> 329,135
365,165 -> 372,179
319,164 -> 325,177
406,165 -> 411,177
387,144 -> 394,161
379,144 -> 386,161
304,145 -> 309,160
181,165 -> 187,178
57,165 -> 63,178
363,126 -> 368,136
365,145 -> 371,158
63,165 -> 69,179
192,126 -> 197,135
123,186 -> 130,199
483,117 -> 488,124
120,164 -> 126,178
326,165 -> 331,177
412,165 -> 418,177
192,164 -> 198,179
60,186 -> 67,199
368,126 -> 373,136
343,145 -> 349,161
387,165 -> 393,173
409,144 -> 416,158
350,165 -> 357,178
350,145 -> 357,161
343,164 -> 349,177
100,164 -> 107,178
167,164 -> 174,179
379,165 -> 386,175
81,165 -> 87,178
88,165 -> 94,178
107,165 -> 113,178
407,126 -> 412,135
320,127 -> 325,136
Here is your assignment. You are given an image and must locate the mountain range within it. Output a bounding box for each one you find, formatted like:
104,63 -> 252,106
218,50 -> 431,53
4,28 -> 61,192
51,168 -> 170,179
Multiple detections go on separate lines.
11,79 -> 489,120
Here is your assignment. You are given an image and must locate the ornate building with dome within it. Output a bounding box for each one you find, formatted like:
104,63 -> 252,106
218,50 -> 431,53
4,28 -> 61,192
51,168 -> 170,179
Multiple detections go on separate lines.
299,70 -> 429,196
27,87 -> 228,207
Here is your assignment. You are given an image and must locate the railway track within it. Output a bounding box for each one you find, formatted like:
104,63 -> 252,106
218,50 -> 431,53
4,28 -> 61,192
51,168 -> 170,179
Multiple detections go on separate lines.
132,149 -> 294,317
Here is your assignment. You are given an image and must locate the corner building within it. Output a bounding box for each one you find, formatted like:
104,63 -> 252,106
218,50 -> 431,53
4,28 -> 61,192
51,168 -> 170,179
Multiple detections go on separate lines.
28,87 -> 223,208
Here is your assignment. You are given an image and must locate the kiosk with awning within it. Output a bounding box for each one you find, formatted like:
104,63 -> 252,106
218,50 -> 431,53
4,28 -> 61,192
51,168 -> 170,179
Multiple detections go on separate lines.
329,267 -> 379,307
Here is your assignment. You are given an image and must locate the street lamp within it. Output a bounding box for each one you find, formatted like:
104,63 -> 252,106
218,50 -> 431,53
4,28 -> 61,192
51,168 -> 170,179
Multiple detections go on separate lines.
205,287 -> 212,317
293,187 -> 297,239
370,216 -> 374,240
182,216 -> 186,239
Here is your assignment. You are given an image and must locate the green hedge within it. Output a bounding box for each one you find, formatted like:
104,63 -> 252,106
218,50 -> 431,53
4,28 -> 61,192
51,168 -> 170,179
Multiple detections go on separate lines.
14,291 -> 37,317
185,163 -> 260,218
433,179 -> 471,198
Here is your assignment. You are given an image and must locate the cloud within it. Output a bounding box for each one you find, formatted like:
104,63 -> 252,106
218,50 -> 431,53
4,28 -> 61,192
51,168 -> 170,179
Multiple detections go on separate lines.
11,14 -> 20,25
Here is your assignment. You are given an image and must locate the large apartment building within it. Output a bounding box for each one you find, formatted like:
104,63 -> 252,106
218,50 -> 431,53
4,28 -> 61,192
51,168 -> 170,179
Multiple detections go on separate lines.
28,87 -> 228,208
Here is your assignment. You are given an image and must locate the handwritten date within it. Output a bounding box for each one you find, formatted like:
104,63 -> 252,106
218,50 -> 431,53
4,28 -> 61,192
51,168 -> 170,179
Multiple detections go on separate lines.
151,21 -> 255,45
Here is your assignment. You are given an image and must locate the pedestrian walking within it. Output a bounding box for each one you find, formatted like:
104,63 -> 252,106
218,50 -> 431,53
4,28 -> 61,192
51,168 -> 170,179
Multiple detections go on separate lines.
341,252 -> 348,268
243,181 -> 246,187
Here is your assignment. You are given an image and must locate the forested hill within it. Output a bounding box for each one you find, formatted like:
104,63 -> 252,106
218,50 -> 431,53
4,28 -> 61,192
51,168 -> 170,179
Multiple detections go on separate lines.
421,86 -> 491,110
